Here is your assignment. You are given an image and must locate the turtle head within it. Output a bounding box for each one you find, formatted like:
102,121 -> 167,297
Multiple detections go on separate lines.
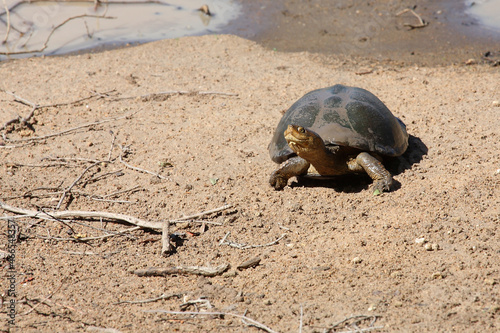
284,124 -> 325,156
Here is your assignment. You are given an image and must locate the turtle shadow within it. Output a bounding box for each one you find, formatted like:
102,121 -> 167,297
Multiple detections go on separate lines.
293,174 -> 402,193
386,134 -> 428,176
292,174 -> 370,193
290,135 -> 426,193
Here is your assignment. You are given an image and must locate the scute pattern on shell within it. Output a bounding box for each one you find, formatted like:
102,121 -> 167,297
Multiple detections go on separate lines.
269,85 -> 409,164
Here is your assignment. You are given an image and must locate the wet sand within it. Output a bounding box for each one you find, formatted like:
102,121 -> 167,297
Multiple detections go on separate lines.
227,0 -> 500,66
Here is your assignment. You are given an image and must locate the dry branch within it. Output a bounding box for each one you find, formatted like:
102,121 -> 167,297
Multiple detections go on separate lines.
0,0 -> 174,16
144,309 -> 278,333
0,14 -> 116,55
0,91 -> 37,130
0,89 -> 118,133
0,200 -> 163,229
132,264 -> 230,277
4,113 -> 132,143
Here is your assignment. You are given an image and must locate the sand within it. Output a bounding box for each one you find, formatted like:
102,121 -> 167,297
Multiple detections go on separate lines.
0,34 -> 499,332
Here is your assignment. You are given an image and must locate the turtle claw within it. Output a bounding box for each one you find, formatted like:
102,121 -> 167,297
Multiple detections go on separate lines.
372,178 -> 393,195
269,171 -> 288,190
269,157 -> 310,191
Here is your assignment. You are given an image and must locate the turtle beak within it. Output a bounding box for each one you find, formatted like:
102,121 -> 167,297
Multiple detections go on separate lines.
285,125 -> 309,150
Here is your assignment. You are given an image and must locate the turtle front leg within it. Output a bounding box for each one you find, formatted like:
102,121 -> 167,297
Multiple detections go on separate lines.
348,152 -> 393,193
270,156 -> 310,190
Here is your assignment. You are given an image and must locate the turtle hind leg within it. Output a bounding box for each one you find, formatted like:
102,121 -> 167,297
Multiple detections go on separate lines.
348,152 -> 393,193
270,156 -> 310,190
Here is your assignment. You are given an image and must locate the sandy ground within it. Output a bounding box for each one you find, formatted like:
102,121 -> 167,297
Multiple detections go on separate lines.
0,34 -> 499,332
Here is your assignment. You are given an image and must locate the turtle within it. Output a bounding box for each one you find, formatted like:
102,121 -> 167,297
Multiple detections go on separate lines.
268,84 -> 409,194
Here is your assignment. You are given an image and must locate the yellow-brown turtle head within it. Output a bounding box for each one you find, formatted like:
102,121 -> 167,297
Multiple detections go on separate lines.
284,124 -> 325,156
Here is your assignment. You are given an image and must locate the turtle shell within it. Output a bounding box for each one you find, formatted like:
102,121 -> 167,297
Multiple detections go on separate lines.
269,84 -> 409,164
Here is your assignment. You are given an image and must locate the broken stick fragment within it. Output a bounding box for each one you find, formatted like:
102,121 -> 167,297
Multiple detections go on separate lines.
237,257 -> 261,270
161,221 -> 171,257
132,263 -> 230,277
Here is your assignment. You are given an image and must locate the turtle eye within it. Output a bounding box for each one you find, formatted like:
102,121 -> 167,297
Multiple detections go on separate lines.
297,126 -> 305,133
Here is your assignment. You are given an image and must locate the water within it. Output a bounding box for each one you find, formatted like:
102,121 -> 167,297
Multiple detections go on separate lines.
466,0 -> 500,31
0,0 -> 240,60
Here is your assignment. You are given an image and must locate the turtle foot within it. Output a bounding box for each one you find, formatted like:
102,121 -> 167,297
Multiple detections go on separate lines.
372,177 -> 393,194
269,171 -> 289,190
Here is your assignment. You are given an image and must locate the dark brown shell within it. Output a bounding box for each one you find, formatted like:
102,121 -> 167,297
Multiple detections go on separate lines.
269,84 -> 409,163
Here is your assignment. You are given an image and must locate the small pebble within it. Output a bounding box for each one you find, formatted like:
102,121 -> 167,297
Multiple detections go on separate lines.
424,243 -> 433,251
484,278 -> 497,286
19,130 -> 33,137
393,301 -> 404,307
431,243 -> 440,251
415,237 -> 427,244
264,299 -> 272,306
0,249 -> 10,260
390,271 -> 403,278
432,272 -> 444,279
222,270 -> 237,278
367,304 -> 377,311
492,100 -> 500,107
352,257 -> 363,264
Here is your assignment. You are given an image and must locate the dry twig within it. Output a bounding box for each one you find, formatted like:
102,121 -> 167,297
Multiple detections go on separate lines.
118,145 -> 170,181
86,326 -> 123,333
0,200 -> 163,229
1,91 -> 37,130
325,314 -> 382,333
132,264 -> 230,277
0,14 -> 116,55
180,297 -> 213,311
144,309 -> 278,333
63,249 -> 121,258
219,232 -> 286,250
114,292 -> 183,305
115,90 -> 238,101
56,161 -> 102,209
396,8 -> 428,29
1,0 -> 11,44
21,283 -> 64,315
37,226 -> 140,242
161,221 -> 171,257
0,89 -> 118,133
175,204 -> 233,221
4,114 -> 132,143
